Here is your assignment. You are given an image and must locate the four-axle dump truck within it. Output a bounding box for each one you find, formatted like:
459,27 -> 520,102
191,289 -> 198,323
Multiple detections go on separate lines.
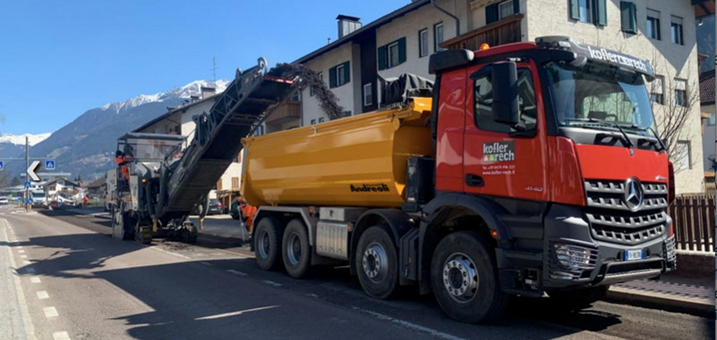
241,36 -> 677,323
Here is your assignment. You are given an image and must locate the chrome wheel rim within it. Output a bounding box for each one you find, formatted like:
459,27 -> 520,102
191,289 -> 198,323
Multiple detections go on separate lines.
286,232 -> 302,266
442,252 -> 479,303
362,242 -> 388,282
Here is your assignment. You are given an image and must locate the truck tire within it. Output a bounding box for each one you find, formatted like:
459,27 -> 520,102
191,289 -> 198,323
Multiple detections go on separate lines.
282,219 -> 312,278
548,285 -> 609,311
431,231 -> 508,323
355,225 -> 400,300
254,216 -> 284,271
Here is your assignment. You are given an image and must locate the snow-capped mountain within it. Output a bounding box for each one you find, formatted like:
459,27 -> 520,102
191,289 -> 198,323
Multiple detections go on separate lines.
3,79 -> 229,181
0,133 -> 52,146
100,80 -> 230,113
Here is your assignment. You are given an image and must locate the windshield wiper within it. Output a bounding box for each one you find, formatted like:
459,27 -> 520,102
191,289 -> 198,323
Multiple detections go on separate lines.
564,118 -> 634,149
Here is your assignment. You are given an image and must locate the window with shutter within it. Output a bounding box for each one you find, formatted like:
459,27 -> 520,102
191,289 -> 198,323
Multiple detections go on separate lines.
378,45 -> 387,70
329,66 -> 337,88
620,2 -> 637,34
593,0 -> 607,26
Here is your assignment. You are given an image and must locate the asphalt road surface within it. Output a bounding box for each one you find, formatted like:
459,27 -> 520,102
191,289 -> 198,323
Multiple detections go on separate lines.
0,205 -> 713,340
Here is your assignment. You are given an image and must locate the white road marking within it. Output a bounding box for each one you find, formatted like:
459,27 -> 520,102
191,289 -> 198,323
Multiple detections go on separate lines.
30,277 -> 41,283
37,291 -> 49,300
43,306 -> 59,318
200,261 -> 213,267
20,255 -> 27,258
1,219 -> 38,340
17,246 -> 23,249
23,260 -> 31,265
226,269 -> 247,276
25,267 -> 35,273
262,280 -> 282,287
354,307 -> 467,340
18,249 -> 24,253
195,305 -> 278,320
53,331 -> 71,340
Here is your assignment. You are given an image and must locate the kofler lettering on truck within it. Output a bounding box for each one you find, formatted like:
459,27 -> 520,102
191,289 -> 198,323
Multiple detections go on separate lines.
241,36 -> 676,324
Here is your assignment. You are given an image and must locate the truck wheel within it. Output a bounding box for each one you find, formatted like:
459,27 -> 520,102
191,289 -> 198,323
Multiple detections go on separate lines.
431,231 -> 508,323
355,225 -> 400,300
548,285 -> 609,311
282,219 -> 312,278
254,217 -> 284,271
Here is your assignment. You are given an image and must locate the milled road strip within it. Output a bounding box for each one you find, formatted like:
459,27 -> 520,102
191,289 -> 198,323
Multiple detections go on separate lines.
1,218 -> 38,340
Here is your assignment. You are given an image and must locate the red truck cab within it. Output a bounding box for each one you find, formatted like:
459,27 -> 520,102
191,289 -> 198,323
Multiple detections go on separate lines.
425,36 -> 675,311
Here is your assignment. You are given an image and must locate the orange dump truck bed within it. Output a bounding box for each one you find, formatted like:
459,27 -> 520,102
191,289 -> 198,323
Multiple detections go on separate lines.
241,98 -> 434,208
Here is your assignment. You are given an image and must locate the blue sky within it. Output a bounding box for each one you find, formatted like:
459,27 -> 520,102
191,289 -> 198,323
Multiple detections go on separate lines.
0,1 -> 409,135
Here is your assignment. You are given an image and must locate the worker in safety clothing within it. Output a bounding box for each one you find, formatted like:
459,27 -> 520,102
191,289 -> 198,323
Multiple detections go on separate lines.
239,197 -> 257,233
114,150 -> 130,180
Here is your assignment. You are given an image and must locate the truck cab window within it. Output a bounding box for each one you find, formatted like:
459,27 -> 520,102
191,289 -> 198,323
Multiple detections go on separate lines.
474,68 -> 537,133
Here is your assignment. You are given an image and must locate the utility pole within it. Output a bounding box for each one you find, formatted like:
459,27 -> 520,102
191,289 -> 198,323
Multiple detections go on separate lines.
25,136 -> 29,211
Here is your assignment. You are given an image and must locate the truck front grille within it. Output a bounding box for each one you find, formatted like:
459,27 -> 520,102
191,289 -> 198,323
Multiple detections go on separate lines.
584,180 -> 668,246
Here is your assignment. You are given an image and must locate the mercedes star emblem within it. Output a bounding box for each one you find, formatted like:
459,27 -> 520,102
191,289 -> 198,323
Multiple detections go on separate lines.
623,178 -> 644,211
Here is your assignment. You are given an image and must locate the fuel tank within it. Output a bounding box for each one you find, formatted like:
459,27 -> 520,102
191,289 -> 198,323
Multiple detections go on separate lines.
241,98 -> 434,208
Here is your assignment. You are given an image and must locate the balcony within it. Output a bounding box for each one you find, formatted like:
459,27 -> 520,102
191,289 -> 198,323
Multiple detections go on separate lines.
265,101 -> 301,124
440,14 -> 523,51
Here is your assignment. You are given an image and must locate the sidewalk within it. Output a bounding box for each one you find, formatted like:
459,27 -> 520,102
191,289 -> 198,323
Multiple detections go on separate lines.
608,271 -> 714,316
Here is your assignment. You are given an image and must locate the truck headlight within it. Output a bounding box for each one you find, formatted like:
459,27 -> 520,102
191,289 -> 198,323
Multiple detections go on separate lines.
554,244 -> 592,269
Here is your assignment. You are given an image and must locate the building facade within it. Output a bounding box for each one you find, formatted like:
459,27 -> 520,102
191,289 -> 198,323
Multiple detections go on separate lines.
290,0 -> 706,194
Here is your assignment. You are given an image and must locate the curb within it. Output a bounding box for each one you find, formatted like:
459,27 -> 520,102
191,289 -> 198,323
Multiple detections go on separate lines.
605,286 -> 714,317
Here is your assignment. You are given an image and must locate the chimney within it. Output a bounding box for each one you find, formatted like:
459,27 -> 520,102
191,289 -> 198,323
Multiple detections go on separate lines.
201,86 -> 216,99
337,15 -> 362,39
190,95 -> 200,102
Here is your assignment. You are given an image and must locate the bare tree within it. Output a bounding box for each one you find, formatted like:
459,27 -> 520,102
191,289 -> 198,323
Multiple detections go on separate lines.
648,53 -> 701,173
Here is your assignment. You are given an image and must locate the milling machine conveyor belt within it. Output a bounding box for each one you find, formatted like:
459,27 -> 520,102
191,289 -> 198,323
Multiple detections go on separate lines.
156,59 -> 296,220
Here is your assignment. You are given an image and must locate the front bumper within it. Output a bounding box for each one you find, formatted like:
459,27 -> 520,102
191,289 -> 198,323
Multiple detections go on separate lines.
542,204 -> 676,290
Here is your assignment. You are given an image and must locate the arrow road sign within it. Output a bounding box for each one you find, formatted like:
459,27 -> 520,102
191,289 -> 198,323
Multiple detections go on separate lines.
27,160 -> 40,181
24,181 -> 31,188
45,160 -> 56,170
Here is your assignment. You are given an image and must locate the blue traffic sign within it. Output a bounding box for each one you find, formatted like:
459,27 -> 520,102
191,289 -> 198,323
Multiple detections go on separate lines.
0,161 -> 3,170
45,160 -> 56,170
26,198 -> 33,205
16,198 -> 22,202
24,181 -> 31,188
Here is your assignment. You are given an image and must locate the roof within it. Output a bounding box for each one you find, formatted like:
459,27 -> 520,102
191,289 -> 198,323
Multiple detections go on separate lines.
118,132 -> 187,142
294,0 -> 430,64
699,70 -> 715,105
86,178 -> 106,188
693,0 -> 715,18
133,94 -> 217,133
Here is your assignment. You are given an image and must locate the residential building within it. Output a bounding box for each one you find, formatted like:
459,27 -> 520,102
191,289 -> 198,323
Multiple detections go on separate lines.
699,70 -> 715,173
287,0 -> 707,194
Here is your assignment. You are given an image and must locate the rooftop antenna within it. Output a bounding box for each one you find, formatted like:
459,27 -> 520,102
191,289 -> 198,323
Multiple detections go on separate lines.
212,57 -> 217,82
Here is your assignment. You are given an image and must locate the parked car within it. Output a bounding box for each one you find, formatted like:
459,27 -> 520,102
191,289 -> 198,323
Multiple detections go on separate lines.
0,196 -> 8,205
207,198 -> 222,215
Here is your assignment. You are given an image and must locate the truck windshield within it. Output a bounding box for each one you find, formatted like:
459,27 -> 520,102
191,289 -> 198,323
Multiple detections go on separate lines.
544,61 -> 657,137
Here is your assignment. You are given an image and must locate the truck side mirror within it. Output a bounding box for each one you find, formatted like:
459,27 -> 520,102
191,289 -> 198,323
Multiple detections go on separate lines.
491,61 -> 519,126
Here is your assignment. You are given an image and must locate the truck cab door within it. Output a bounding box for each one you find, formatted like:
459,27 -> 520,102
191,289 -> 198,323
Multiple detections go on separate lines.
461,61 -> 549,202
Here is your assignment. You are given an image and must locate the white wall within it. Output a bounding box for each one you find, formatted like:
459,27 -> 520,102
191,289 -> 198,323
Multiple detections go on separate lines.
301,43 -> 356,126
180,100 -> 215,146
525,0 -> 703,194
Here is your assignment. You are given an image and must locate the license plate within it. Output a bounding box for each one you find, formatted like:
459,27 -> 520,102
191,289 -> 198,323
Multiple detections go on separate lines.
624,249 -> 643,261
